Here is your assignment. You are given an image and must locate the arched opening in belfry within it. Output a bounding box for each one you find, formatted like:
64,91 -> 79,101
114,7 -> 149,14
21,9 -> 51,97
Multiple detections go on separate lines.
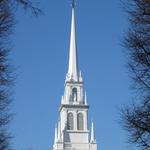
72,87 -> 77,102
77,113 -> 84,130
67,112 -> 74,130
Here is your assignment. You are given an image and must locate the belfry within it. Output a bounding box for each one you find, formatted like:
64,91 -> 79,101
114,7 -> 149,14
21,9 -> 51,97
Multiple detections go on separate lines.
53,1 -> 97,150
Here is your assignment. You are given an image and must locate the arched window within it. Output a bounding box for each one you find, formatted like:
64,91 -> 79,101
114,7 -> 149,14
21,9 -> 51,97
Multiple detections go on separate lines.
77,113 -> 84,130
67,112 -> 74,130
72,88 -> 77,102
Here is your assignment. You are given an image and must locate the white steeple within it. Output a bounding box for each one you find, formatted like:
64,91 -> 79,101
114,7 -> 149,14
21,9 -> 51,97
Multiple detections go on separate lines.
90,120 -> 96,143
53,1 -> 97,150
66,0 -> 78,81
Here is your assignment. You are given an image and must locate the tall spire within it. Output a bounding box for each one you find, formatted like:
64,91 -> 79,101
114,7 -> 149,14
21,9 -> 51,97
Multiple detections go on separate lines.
67,0 -> 78,81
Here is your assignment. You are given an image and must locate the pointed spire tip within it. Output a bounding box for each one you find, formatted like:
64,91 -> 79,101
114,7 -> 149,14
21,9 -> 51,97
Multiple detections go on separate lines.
72,0 -> 75,8
66,0 -> 78,82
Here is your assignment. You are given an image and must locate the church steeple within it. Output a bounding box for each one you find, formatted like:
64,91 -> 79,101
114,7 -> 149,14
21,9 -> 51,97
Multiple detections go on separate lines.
66,0 -> 78,82
53,2 -> 97,150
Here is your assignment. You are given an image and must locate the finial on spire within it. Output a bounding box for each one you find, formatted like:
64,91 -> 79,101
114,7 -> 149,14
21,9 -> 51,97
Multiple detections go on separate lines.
84,91 -> 87,105
72,0 -> 75,8
61,96 -> 64,104
90,119 -> 96,143
54,124 -> 58,143
79,70 -> 83,82
57,120 -> 61,141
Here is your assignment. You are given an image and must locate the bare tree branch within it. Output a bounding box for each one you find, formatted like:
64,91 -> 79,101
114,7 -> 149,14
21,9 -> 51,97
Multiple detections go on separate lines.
121,0 -> 150,150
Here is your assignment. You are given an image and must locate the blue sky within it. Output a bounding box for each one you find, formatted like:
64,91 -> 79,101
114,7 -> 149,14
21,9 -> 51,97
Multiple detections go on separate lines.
10,0 -> 139,150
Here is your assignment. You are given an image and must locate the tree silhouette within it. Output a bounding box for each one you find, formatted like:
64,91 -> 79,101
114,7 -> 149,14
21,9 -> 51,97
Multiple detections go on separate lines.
121,0 -> 150,150
0,0 -> 41,149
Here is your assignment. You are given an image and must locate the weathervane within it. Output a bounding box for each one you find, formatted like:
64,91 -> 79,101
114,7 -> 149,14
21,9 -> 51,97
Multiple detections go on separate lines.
72,0 -> 75,8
